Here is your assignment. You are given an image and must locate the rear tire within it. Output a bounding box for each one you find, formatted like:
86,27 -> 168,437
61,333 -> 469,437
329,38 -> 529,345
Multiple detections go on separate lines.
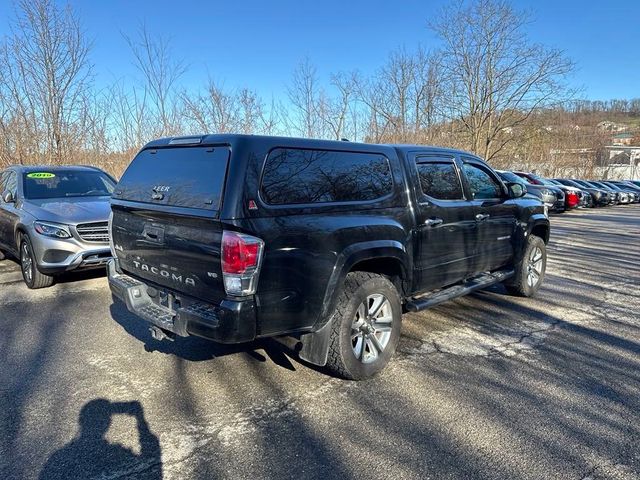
504,235 -> 546,297
326,272 -> 402,380
20,235 -> 54,289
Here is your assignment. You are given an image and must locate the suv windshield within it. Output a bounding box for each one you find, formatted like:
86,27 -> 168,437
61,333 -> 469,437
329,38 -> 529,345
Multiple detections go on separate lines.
23,170 -> 115,199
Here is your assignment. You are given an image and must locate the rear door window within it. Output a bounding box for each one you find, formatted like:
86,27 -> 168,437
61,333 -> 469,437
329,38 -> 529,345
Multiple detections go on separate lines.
115,146 -> 230,211
415,161 -> 464,200
261,148 -> 393,205
462,164 -> 503,200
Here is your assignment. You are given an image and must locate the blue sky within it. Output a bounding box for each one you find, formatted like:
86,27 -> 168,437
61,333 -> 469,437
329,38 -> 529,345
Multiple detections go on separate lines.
0,0 -> 638,100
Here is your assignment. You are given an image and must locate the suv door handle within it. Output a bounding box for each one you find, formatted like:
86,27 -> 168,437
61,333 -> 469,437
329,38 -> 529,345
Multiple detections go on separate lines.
424,218 -> 443,227
475,213 -> 490,222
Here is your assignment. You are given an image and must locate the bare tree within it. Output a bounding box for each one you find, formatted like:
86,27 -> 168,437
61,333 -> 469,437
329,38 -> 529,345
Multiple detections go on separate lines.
181,80 -> 239,133
321,71 -> 359,140
0,0 -> 93,165
357,48 -> 443,143
180,79 -> 278,135
123,24 -> 186,137
108,79 -> 156,155
431,0 -> 575,161
287,58 -> 323,138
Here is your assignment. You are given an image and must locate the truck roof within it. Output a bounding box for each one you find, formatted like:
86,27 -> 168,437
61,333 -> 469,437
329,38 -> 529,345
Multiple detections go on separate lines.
143,134 -> 484,162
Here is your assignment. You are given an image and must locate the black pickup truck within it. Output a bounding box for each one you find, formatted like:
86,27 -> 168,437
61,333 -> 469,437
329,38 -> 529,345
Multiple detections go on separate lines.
108,135 -> 549,379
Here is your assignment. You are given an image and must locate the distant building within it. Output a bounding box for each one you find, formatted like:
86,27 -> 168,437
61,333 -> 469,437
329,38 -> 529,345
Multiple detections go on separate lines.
611,132 -> 634,145
597,121 -> 629,132
604,145 -> 640,165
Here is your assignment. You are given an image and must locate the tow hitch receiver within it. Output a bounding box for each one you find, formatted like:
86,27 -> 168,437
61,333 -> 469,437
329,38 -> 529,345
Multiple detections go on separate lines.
149,325 -> 175,342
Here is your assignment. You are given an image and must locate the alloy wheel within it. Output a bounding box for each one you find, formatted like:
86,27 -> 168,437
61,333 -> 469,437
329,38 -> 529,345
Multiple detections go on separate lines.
21,242 -> 33,284
351,294 -> 393,364
526,246 -> 543,288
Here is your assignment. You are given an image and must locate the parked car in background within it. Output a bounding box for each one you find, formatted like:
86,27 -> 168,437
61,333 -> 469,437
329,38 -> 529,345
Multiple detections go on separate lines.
547,179 -> 592,208
497,171 -> 555,209
509,171 -> 566,212
0,166 -> 115,288
591,181 -> 630,204
580,181 -> 618,205
581,190 -> 594,208
569,180 -> 613,207
613,181 -> 640,198
514,172 -> 578,211
626,180 -> 640,188
602,181 -> 640,203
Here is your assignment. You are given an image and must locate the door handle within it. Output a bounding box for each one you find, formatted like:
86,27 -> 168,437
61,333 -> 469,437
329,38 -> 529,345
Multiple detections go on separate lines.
424,218 -> 443,227
475,213 -> 490,222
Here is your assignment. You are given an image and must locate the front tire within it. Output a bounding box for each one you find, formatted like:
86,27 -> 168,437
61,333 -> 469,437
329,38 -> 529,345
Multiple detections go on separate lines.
504,235 -> 546,297
326,272 -> 402,380
20,235 -> 54,289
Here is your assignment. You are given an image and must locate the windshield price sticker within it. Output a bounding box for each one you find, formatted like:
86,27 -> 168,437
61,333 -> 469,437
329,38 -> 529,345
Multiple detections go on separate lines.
27,172 -> 56,179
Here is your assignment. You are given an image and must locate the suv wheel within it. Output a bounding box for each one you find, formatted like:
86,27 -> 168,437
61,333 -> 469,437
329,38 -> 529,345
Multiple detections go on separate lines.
504,235 -> 546,297
20,235 -> 54,289
326,272 -> 402,380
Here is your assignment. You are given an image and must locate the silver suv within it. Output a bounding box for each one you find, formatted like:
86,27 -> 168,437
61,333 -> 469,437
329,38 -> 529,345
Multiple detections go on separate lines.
0,166 -> 115,288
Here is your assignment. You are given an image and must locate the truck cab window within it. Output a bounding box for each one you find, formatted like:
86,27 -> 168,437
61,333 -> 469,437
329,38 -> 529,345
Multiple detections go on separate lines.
416,162 -> 464,200
463,164 -> 502,200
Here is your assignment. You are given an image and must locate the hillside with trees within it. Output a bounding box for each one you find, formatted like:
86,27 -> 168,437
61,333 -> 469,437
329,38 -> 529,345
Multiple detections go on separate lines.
0,0 -> 638,178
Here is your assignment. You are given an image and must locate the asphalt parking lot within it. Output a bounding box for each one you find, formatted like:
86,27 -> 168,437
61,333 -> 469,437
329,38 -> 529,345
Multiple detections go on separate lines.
1,206 -> 639,480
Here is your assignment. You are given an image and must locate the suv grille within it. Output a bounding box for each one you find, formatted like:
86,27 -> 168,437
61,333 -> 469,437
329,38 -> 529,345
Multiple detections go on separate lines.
76,222 -> 109,243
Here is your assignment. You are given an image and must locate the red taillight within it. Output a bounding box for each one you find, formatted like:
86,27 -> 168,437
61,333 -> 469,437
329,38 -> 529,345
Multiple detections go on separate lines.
221,231 -> 264,296
222,231 -> 261,274
567,192 -> 579,207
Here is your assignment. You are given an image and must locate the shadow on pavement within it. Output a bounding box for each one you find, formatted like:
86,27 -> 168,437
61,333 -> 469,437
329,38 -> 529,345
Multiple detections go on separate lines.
109,298 -> 303,372
54,267 -> 107,285
2,208 -> 638,479
38,399 -> 162,480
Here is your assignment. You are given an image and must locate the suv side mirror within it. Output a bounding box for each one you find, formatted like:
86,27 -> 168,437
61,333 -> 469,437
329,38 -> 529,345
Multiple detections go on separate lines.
506,182 -> 526,198
2,190 -> 15,203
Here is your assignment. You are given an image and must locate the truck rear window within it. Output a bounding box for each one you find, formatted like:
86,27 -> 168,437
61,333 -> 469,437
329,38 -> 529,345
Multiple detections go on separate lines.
261,148 -> 392,205
115,146 -> 230,211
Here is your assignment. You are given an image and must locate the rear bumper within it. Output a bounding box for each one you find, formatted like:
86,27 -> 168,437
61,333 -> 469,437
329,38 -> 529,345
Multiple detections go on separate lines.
108,259 -> 257,343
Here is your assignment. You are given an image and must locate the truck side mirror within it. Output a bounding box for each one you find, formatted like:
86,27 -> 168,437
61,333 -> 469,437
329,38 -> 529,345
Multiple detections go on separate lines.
506,182 -> 526,198
2,190 -> 15,203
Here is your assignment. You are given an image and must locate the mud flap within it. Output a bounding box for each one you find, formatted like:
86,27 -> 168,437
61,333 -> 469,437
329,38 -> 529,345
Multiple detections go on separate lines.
299,316 -> 334,367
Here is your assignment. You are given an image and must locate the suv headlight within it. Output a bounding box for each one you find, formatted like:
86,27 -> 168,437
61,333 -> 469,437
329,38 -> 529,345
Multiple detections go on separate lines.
34,221 -> 72,239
